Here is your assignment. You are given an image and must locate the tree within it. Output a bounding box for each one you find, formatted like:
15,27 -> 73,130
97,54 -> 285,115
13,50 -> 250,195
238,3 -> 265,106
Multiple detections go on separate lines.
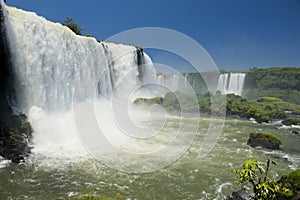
62,17 -> 83,35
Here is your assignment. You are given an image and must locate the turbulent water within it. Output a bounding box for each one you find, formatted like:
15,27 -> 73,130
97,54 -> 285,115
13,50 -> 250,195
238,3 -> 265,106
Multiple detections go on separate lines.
0,117 -> 300,199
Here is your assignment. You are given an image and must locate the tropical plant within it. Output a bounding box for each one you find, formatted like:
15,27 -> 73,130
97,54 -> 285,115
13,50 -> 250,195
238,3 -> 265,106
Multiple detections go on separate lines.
233,156 -> 292,199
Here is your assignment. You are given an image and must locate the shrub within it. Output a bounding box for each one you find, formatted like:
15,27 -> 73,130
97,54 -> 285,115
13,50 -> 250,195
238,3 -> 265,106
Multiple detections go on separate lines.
233,157 -> 292,199
62,17 -> 83,35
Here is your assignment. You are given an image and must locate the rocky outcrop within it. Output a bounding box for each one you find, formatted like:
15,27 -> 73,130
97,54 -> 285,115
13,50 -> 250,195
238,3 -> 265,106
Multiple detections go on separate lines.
247,132 -> 281,150
0,114 -> 32,162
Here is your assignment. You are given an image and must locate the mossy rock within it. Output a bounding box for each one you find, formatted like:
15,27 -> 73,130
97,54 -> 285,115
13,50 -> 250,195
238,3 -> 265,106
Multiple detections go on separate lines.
247,132 -> 282,150
282,118 -> 300,126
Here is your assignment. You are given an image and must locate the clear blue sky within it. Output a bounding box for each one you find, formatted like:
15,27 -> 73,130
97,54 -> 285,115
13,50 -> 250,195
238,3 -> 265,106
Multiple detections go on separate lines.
7,0 -> 300,71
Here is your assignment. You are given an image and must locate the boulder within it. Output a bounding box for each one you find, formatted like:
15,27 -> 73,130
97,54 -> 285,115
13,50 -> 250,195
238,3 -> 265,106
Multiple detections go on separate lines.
247,132 -> 281,150
291,130 -> 299,135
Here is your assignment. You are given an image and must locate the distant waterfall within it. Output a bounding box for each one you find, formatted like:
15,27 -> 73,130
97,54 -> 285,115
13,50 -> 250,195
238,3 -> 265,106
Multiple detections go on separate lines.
157,74 -> 181,92
217,73 -> 245,96
3,6 -> 156,112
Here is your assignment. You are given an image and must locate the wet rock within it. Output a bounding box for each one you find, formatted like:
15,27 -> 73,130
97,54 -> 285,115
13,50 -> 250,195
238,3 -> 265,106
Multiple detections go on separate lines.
247,132 -> 281,150
291,130 -> 299,135
0,0 -> 32,163
0,114 -> 32,162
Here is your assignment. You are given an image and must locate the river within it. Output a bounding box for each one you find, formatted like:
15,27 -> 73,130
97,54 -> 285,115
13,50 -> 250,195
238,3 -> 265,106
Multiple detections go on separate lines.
0,116 -> 299,200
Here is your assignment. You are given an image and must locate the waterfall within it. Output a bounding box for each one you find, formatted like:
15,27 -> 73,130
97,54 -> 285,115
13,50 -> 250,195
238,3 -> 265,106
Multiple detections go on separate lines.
217,74 -> 229,94
1,4 -> 158,160
3,5 -> 156,112
217,73 -> 245,96
157,73 -> 183,93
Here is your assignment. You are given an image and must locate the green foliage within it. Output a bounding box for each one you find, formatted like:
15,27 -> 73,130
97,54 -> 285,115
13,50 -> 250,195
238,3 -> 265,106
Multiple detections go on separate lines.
134,97 -> 163,105
234,159 -> 263,186
226,94 -> 300,123
243,67 -> 300,104
245,67 -> 300,91
281,169 -> 300,190
234,157 -> 292,200
134,91 -> 300,123
62,17 -> 83,35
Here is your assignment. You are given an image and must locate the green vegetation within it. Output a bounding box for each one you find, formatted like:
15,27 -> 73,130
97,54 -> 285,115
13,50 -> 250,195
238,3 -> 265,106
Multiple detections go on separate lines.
243,67 -> 300,104
233,157 -> 292,199
134,97 -> 163,105
183,67 -> 300,105
226,94 -> 300,123
62,17 -> 83,35
134,91 -> 200,113
280,169 -> 300,190
134,91 -> 300,123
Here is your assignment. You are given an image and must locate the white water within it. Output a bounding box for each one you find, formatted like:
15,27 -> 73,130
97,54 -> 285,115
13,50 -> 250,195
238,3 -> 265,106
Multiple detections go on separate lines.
217,73 -> 245,96
4,5 -> 158,163
157,73 -> 189,94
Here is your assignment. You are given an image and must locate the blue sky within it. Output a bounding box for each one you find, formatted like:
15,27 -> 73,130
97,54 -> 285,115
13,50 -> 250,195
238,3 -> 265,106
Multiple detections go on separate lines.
7,0 -> 300,71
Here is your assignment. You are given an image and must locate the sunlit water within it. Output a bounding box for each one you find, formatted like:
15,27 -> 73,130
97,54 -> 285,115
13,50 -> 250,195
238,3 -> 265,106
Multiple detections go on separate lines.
0,117 -> 299,200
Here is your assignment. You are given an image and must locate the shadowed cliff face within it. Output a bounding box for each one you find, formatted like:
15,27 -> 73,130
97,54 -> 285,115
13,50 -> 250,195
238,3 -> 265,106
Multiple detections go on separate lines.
0,1 -> 13,115
0,2 -> 32,162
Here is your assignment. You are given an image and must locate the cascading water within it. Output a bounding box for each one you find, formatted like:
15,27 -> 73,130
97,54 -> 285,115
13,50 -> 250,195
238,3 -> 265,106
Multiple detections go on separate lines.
2,5 -> 157,160
217,73 -> 245,96
157,73 -> 188,94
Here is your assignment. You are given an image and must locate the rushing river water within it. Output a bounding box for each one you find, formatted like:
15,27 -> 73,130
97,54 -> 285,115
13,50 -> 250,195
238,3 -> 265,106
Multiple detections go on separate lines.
0,116 -> 299,200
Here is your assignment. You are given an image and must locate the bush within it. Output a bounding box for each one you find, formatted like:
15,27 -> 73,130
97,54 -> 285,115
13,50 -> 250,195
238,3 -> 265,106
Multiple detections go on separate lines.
281,169 -> 300,189
233,157 -> 292,200
62,17 -> 83,35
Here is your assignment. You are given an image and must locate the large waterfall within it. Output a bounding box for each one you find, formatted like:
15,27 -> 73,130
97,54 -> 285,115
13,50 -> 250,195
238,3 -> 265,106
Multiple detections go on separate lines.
3,6 -> 156,112
1,4 -> 157,160
217,73 -> 245,96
